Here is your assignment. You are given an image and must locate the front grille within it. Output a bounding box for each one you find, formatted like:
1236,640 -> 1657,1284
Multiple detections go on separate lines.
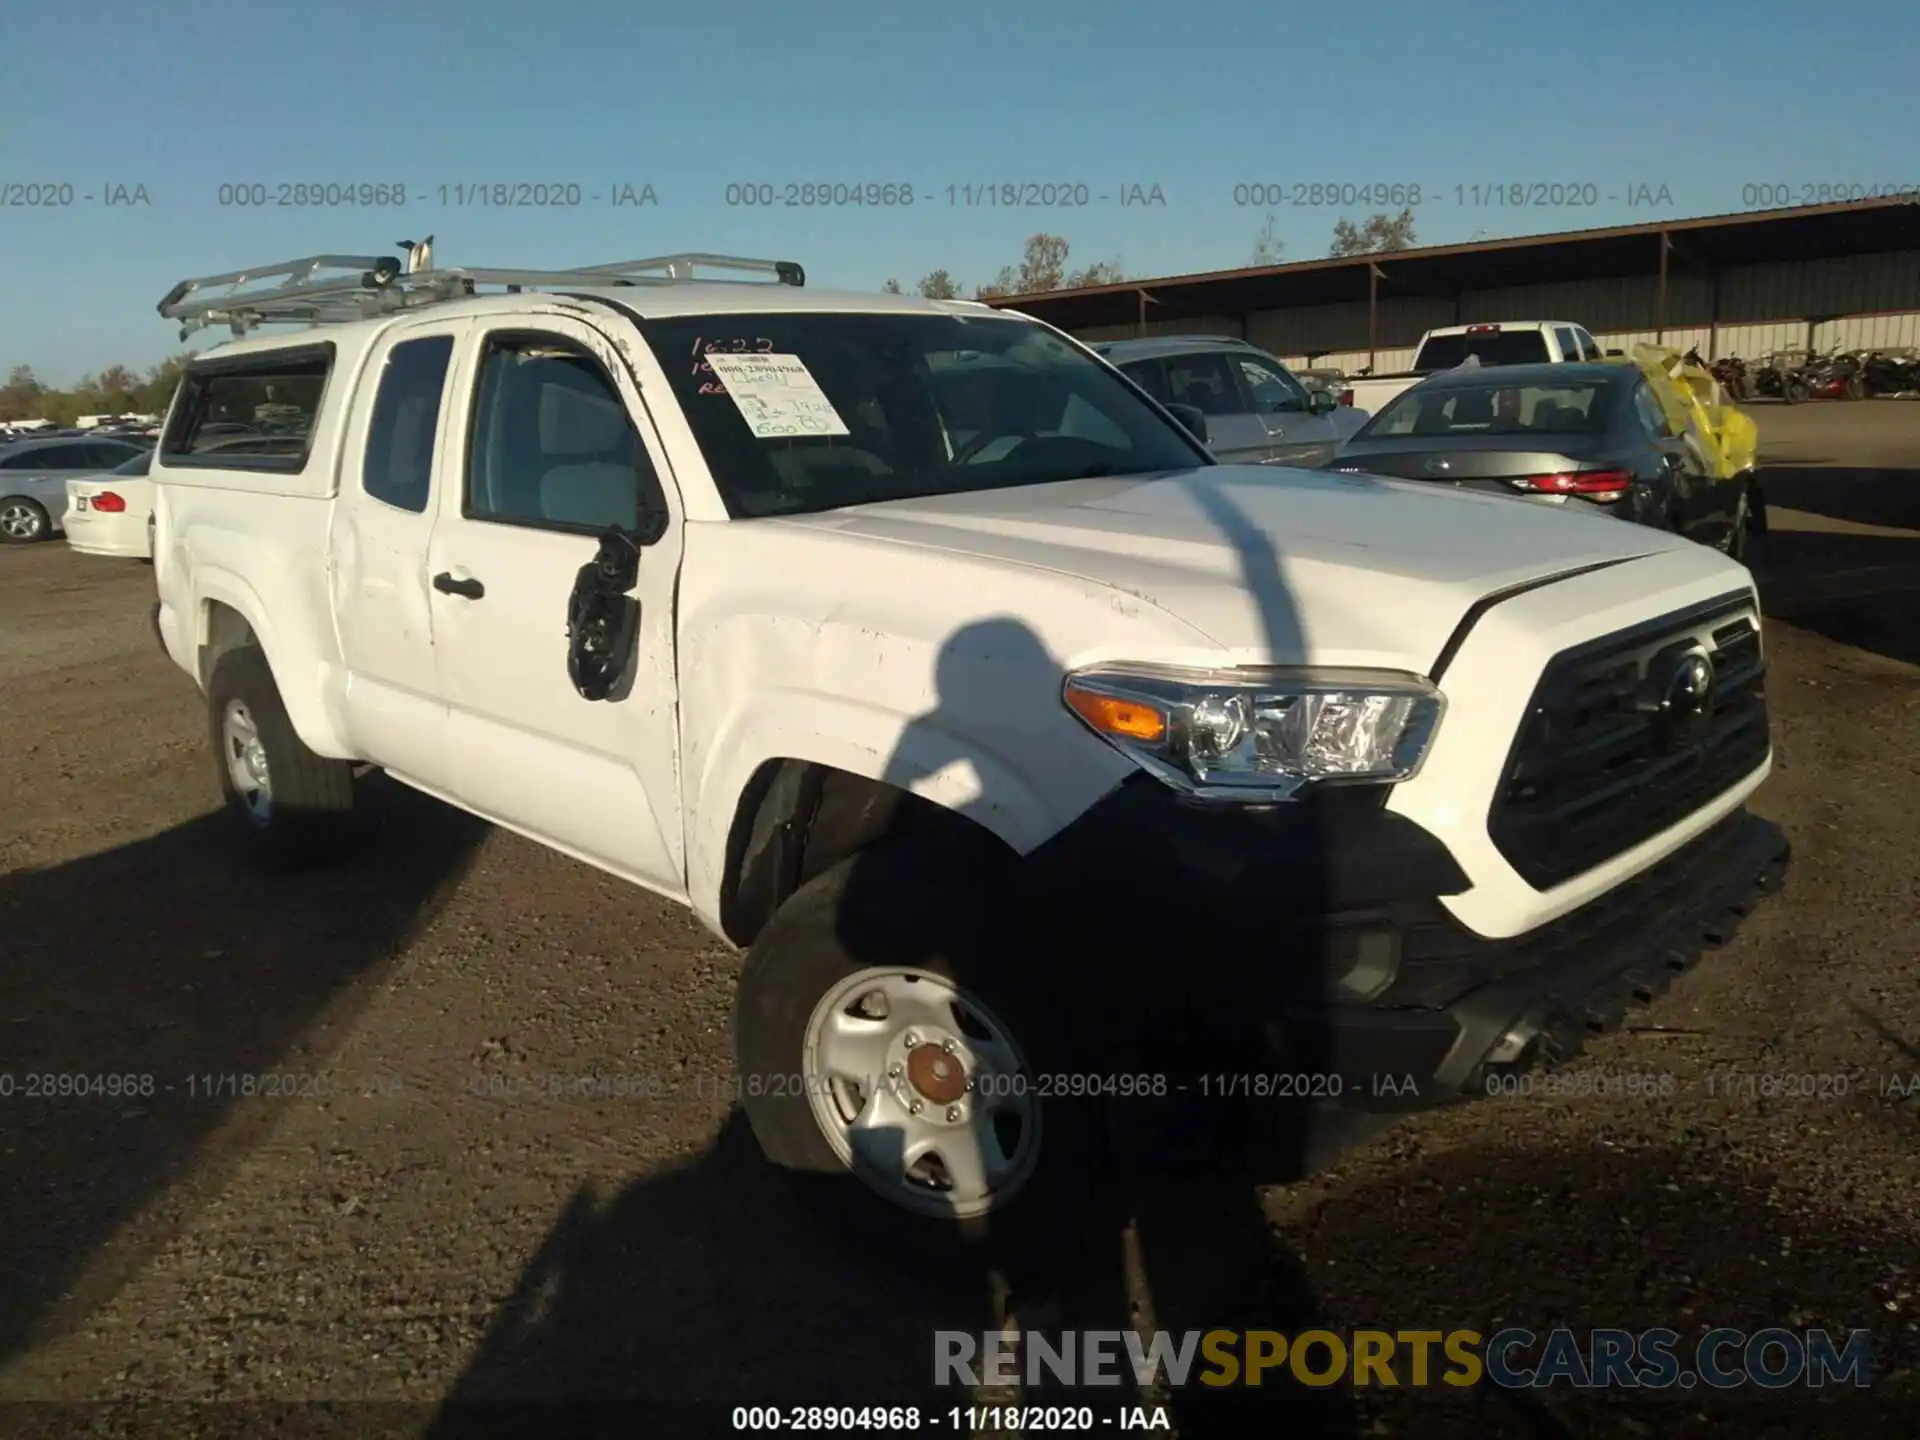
1487,592 -> 1770,890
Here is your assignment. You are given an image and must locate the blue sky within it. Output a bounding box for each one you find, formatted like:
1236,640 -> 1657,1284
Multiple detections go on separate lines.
3,0 -> 1915,383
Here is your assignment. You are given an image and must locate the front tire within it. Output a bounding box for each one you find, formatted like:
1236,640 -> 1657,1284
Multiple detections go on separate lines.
734,836 -> 1114,1268
0,497 -> 50,544
206,647 -> 356,870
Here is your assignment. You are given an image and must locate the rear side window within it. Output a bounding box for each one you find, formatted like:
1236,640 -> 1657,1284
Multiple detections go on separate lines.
1,444 -> 79,469
162,345 -> 332,471
362,336 -> 454,513
1554,328 -> 1581,362
1416,331 -> 1551,368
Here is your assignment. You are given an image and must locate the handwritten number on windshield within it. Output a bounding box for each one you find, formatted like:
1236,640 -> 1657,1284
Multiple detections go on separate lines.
690,337 -> 777,378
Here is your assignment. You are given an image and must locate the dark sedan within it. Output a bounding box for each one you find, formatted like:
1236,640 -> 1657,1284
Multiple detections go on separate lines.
1328,362 -> 1747,555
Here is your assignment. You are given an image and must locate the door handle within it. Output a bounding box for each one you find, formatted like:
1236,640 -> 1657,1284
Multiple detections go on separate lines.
433,571 -> 484,599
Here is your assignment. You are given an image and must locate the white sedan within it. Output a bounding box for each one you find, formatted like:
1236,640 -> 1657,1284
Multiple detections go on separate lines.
64,449 -> 155,558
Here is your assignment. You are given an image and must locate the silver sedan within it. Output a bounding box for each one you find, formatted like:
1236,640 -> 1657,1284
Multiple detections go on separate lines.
0,435 -> 149,543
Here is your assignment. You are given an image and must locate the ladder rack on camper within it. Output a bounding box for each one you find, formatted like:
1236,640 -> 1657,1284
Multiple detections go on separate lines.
157,249 -> 807,339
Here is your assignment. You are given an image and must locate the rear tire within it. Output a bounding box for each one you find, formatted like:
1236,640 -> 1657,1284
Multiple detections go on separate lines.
0,497 -> 50,544
207,647 -> 357,871
734,835 -> 1118,1272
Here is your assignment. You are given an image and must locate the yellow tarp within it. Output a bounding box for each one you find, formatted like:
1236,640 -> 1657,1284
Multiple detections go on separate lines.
1606,344 -> 1756,480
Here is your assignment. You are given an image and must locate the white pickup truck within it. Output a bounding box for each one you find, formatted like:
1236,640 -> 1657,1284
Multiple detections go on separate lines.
148,248 -> 1786,1256
1341,321 -> 1609,414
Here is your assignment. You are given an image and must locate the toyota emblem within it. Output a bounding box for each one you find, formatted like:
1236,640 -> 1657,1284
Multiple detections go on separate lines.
1652,649 -> 1715,750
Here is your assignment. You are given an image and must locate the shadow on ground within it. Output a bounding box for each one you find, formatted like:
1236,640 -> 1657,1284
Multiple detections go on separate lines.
1752,466 -> 1920,667
424,1128 -> 1920,1438
0,775 -> 488,1364
427,1110 -> 1352,1437
1758,465 -> 1920,533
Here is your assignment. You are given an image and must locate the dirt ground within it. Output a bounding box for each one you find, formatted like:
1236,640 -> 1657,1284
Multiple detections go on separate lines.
0,402 -> 1915,1439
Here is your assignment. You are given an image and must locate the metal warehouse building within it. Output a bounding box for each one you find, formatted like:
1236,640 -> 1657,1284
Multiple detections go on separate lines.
985,197 -> 1920,376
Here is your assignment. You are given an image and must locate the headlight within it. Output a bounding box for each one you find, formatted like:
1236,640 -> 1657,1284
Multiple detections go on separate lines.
1063,663 -> 1444,802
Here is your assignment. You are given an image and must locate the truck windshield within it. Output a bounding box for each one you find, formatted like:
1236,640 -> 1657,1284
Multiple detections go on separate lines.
636,312 -> 1207,518
1416,331 -> 1552,369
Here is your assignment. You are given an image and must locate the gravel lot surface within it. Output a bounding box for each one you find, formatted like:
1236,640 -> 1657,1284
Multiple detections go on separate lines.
0,402 -> 1914,1439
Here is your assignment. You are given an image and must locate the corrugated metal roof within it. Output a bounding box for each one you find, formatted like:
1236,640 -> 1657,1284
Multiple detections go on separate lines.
987,197 -> 1920,331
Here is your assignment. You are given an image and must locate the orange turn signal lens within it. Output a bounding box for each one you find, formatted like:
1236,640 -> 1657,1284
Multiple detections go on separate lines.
1065,686 -> 1167,743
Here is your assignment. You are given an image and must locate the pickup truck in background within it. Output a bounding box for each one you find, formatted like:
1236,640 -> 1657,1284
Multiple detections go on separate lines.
1340,321 -> 1609,414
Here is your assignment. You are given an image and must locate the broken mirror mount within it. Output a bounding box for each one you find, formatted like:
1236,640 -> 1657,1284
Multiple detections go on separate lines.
567,525 -> 643,702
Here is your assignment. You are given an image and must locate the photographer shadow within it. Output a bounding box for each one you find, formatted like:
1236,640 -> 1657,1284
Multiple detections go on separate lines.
432,468 -> 1367,1436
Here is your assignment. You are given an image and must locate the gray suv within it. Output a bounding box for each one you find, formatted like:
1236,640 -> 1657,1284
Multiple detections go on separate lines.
1091,336 -> 1370,468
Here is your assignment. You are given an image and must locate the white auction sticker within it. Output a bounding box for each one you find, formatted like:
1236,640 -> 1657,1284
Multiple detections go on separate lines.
702,352 -> 851,438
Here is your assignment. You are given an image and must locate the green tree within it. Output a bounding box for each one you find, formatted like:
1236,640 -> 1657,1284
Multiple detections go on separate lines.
137,354 -> 194,415
1328,208 -> 1419,257
0,364 -> 46,422
976,233 -> 1070,299
1065,257 -> 1126,287
916,269 -> 961,300
95,364 -> 140,409
40,390 -> 83,426
881,277 -> 904,294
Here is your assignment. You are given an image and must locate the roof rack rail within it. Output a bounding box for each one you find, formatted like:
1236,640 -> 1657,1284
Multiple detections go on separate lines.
157,246 -> 807,339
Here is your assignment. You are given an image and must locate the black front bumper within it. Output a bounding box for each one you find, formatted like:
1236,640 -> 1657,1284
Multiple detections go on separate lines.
1022,775 -> 1789,1165
1263,804 -> 1788,1110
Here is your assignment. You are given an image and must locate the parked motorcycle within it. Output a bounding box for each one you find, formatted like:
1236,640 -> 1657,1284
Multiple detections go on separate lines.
1799,350 -> 1867,401
1753,351 -> 1812,404
1707,354 -> 1751,401
1860,348 -> 1920,397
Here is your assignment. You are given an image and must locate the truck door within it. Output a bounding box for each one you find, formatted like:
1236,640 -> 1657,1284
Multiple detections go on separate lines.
328,316 -> 471,783
425,314 -> 688,896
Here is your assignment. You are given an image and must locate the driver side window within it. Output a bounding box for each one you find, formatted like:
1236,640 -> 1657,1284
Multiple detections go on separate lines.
466,333 -> 667,534
1235,355 -> 1310,414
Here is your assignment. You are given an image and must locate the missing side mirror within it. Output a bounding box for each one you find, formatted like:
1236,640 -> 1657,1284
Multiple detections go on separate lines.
567,526 -> 642,702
